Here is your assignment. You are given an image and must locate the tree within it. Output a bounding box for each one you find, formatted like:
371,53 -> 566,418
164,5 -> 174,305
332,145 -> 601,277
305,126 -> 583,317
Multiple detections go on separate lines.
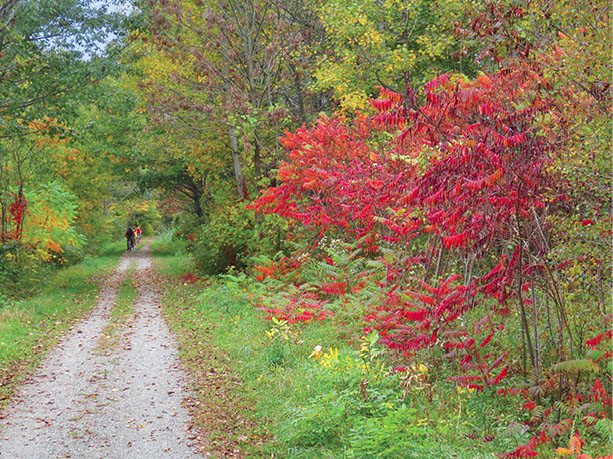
0,0 -> 127,129
313,0 -> 473,112
0,0 -> 134,256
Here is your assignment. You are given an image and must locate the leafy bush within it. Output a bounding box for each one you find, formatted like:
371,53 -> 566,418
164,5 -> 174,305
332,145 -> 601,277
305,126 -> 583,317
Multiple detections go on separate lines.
191,204 -> 281,275
0,242 -> 51,298
150,229 -> 187,256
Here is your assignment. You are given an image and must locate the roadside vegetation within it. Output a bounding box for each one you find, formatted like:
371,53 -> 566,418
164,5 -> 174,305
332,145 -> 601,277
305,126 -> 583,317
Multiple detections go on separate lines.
0,1 -> 610,458
152,247 -> 446,457
0,242 -> 124,408
156,241 -> 611,458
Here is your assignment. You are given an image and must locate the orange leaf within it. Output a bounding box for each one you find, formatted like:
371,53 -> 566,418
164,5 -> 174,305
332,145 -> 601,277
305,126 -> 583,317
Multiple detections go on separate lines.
569,434 -> 581,454
556,447 -> 572,457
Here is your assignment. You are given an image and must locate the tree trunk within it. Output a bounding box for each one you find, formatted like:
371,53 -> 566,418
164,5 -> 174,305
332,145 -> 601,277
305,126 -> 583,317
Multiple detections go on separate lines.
228,122 -> 246,199
517,242 -> 536,373
219,3 -> 247,200
0,200 -> 6,242
289,62 -> 307,123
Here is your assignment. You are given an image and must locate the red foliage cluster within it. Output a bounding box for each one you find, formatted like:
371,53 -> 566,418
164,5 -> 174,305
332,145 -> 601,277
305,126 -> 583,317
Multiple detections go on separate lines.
3,191 -> 28,242
256,292 -> 333,324
179,272 -> 202,284
255,65 -> 551,253
253,256 -> 303,281
253,65 -> 553,388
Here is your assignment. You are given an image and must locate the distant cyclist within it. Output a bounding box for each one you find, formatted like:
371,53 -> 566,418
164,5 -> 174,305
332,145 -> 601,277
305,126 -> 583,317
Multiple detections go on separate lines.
135,226 -> 142,244
125,227 -> 136,251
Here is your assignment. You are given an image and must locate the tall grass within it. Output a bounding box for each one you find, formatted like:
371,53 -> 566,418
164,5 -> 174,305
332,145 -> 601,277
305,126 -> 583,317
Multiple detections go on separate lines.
150,228 -> 187,257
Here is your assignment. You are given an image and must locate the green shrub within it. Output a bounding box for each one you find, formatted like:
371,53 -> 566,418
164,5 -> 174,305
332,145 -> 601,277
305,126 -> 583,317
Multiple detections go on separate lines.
150,229 -> 187,256
191,205 -> 255,274
0,242 -> 51,298
347,405 -> 432,458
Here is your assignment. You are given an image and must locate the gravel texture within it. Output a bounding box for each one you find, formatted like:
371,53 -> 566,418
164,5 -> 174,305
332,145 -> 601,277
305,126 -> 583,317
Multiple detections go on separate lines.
0,244 -> 201,458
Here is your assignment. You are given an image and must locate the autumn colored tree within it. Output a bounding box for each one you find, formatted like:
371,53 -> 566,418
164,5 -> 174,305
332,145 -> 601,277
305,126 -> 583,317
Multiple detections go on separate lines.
313,0 -> 477,112
0,0 -> 137,272
252,55 -> 611,454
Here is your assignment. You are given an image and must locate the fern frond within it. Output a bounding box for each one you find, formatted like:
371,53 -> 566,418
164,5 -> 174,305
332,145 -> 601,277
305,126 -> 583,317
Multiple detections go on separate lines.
550,359 -> 600,373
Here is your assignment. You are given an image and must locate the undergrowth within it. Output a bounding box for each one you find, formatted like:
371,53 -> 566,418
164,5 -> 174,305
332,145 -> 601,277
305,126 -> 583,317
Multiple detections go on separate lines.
154,236 -> 612,458
154,246 -> 505,458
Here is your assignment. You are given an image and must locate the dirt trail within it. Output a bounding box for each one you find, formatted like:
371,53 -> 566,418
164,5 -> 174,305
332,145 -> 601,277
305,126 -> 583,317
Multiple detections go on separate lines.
0,244 -> 201,458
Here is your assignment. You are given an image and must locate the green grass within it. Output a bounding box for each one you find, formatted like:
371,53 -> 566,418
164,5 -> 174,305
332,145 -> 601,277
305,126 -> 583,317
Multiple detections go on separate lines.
150,230 -> 187,257
110,274 -> 139,320
98,240 -> 126,257
0,242 -> 124,407
96,271 -> 139,353
153,247 -> 508,458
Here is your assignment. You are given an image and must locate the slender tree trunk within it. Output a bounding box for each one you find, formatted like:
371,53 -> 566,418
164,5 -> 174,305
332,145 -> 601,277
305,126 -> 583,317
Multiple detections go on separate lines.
517,242 -> 536,372
253,132 -> 262,179
242,11 -> 264,183
545,295 -> 557,362
530,283 -> 541,403
434,243 -> 444,280
0,200 -> 6,242
218,2 -> 247,200
191,182 -> 204,219
228,122 -> 246,199
289,62 -> 307,123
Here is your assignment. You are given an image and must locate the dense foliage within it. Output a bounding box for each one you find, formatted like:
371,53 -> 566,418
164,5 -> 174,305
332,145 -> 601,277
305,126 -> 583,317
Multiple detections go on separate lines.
0,1 -> 159,295
1,0 -> 610,456
139,1 -> 610,456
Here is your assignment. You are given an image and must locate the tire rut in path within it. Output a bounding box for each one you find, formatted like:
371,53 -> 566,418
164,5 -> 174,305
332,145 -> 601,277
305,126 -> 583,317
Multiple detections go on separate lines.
0,245 -> 201,458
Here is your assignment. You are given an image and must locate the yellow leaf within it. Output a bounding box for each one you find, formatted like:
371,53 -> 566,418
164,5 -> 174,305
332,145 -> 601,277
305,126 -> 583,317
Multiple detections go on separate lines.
556,447 -> 572,457
309,345 -> 323,360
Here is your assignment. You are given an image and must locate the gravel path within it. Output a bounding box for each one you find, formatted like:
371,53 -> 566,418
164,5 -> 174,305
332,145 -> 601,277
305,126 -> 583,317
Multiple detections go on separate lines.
0,244 -> 201,458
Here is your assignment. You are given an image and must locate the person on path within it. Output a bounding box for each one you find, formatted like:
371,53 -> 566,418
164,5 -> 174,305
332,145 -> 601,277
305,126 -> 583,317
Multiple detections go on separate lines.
135,226 -> 142,244
125,227 -> 135,251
